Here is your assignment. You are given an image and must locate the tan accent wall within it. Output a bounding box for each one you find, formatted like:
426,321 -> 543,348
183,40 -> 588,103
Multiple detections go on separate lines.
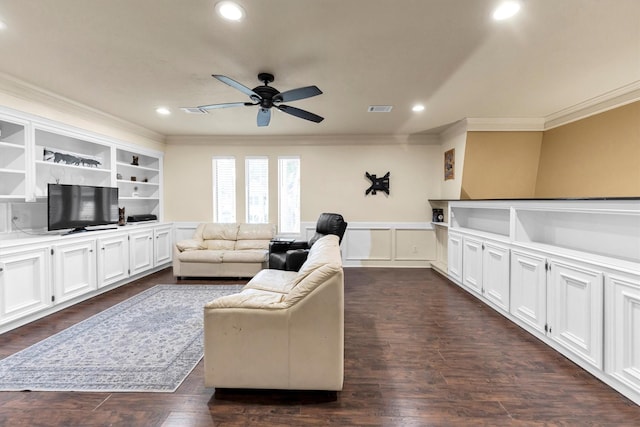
164,139 -> 441,223
460,131 -> 543,199
535,101 -> 640,197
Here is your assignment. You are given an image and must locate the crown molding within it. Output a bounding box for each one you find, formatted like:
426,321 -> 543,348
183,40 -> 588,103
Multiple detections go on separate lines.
543,80 -> 640,130
165,133 -> 440,146
0,71 -> 165,144
464,117 -> 545,132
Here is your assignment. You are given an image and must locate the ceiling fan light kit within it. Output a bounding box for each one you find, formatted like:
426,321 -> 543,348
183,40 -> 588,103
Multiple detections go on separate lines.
185,73 -> 324,127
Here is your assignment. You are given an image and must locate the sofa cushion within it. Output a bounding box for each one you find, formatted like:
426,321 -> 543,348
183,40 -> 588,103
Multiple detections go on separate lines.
222,250 -> 268,263
235,239 -> 270,250
244,269 -> 299,294
205,288 -> 286,309
178,250 -> 224,263
205,240 -> 236,251
176,239 -> 205,252
237,223 -> 276,241
199,223 -> 239,241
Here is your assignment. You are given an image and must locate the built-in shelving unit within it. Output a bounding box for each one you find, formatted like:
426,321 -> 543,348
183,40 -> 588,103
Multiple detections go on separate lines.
0,116 -> 28,199
0,105 -> 164,226
33,126 -> 112,197
116,148 -> 161,218
444,198 -> 640,406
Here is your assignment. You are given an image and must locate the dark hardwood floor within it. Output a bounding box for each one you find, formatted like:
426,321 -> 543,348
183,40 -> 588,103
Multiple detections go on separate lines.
1,267 -> 639,426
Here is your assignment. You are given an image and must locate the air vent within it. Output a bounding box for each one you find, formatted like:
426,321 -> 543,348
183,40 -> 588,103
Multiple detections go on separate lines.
180,107 -> 208,114
367,105 -> 393,113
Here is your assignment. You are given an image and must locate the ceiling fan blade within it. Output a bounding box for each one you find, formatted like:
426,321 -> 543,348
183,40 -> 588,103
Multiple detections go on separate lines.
257,108 -> 271,127
273,86 -> 322,103
213,75 -> 261,100
198,102 -> 253,110
277,105 -> 324,123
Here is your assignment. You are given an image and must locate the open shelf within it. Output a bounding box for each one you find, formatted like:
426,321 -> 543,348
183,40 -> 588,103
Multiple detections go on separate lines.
514,208 -> 640,263
450,207 -> 510,237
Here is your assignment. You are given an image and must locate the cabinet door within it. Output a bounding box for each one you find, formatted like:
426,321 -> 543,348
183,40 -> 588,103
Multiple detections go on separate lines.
53,239 -> 97,304
548,260 -> 603,369
606,272 -> 640,395
510,249 -> 547,335
483,241 -> 510,312
97,233 -> 129,288
0,245 -> 51,324
447,232 -> 463,283
462,236 -> 483,295
154,226 -> 172,266
129,229 -> 154,276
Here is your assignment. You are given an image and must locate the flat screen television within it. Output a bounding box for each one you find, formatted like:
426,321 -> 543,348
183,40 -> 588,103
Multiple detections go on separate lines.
48,184 -> 119,233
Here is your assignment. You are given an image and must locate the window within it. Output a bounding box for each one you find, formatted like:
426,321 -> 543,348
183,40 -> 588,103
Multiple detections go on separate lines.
212,157 -> 236,222
278,156 -> 300,233
245,157 -> 269,223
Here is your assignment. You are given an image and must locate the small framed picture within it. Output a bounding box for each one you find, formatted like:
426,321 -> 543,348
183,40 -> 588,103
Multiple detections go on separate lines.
444,148 -> 455,180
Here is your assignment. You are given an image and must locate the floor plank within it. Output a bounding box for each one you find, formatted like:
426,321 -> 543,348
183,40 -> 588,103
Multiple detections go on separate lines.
0,267 -> 638,426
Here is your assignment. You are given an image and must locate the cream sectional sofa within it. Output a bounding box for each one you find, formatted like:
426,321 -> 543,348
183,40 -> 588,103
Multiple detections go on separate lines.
204,234 -> 344,391
173,223 -> 276,278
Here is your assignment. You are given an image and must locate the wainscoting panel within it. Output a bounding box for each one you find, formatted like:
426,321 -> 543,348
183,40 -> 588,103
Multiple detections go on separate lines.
171,221 -> 435,269
395,228 -> 436,261
344,227 -> 392,261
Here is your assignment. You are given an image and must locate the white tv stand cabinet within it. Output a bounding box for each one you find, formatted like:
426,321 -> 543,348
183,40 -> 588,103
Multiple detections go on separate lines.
0,222 -> 173,334
444,198 -> 640,406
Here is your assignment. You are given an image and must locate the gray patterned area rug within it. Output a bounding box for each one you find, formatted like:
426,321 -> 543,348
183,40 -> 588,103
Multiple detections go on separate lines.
0,284 -> 243,392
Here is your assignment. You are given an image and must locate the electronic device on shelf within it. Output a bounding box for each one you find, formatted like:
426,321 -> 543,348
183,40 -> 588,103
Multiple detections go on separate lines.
127,214 -> 158,223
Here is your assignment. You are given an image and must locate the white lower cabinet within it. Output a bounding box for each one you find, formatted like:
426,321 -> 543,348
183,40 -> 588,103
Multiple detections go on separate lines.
154,225 -> 173,266
482,241 -> 510,312
462,236 -> 483,294
0,245 -> 51,325
510,248 -> 547,335
129,228 -> 155,275
461,235 -> 510,311
0,223 -> 172,333
97,233 -> 129,288
606,271 -> 640,395
447,232 -> 463,283
52,238 -> 97,304
547,259 -> 603,370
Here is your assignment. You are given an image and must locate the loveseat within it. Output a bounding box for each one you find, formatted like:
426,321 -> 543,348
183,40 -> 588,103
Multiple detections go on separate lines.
172,223 -> 276,278
203,234 -> 344,391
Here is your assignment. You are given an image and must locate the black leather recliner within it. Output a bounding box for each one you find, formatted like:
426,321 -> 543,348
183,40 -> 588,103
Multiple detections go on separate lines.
269,213 -> 347,271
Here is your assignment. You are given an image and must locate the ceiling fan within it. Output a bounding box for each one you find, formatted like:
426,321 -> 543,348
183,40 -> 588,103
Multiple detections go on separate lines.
185,73 -> 324,127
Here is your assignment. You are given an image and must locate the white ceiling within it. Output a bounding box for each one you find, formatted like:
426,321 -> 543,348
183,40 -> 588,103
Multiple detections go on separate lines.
0,0 -> 638,138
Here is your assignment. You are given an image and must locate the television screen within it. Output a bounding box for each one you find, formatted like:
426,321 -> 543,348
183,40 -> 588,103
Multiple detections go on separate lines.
48,184 -> 119,232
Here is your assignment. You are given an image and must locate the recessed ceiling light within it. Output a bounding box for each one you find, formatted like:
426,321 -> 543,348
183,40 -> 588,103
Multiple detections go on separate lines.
412,104 -> 425,112
215,1 -> 245,22
155,107 -> 171,116
0,20 -> 7,30
493,1 -> 521,21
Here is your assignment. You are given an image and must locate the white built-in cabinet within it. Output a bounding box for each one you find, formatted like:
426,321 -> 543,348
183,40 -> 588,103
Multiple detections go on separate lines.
0,105 -> 163,221
0,222 -> 173,334
0,113 -> 29,200
0,244 -> 51,324
446,199 -> 640,406
447,231 -> 463,283
605,271 -> 640,398
97,232 -> 129,288
129,228 -> 155,276
154,225 -> 173,266
510,248 -> 547,334
52,238 -> 98,304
